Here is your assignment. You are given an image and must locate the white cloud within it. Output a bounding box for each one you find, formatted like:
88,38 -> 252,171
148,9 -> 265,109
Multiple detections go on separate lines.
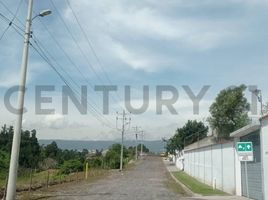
62,0 -> 239,72
23,113 -> 67,130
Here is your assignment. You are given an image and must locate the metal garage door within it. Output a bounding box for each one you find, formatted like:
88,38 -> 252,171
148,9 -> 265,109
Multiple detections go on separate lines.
241,131 -> 263,200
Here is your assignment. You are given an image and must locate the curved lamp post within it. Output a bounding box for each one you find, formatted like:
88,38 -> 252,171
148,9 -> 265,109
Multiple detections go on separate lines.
5,1 -> 51,199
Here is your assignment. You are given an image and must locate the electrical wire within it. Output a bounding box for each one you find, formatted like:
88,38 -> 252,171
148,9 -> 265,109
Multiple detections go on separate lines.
0,0 -> 23,41
49,0 -> 105,84
31,14 -> 118,113
31,35 -> 115,127
30,42 -> 116,129
0,0 -> 24,26
65,0 -> 124,107
0,13 -> 116,130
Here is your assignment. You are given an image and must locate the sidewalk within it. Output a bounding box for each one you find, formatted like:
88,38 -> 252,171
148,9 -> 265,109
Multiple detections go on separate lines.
183,197 -> 251,200
163,159 -> 250,200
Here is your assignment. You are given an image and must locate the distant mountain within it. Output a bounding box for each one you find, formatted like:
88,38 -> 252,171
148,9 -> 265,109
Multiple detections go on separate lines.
39,139 -> 165,153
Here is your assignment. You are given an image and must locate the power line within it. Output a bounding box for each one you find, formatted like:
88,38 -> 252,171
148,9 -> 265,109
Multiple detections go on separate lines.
0,13 -> 24,38
0,21 -> 12,41
31,39 -> 115,128
0,0 -> 24,25
65,0 -> 124,106
30,42 -> 116,129
0,0 -> 23,41
1,15 -> 115,129
48,0 -> 124,113
31,14 -> 118,113
49,0 -> 105,84
0,7 -> 121,132
31,35 -> 116,127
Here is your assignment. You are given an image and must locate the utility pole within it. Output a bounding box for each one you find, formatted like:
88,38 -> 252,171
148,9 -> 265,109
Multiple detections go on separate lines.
5,1 -> 33,199
135,133 -> 138,160
116,110 -> 131,171
141,131 -> 144,156
133,126 -> 140,160
5,2 -> 51,199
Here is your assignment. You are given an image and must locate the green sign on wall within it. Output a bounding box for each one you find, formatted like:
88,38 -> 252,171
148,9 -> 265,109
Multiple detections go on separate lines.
236,142 -> 253,152
236,142 -> 254,161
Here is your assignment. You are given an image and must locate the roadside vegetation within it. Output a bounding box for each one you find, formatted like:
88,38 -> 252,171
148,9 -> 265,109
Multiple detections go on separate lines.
0,125 -> 150,197
166,85 -> 250,153
172,171 -> 227,196
164,85 -> 250,196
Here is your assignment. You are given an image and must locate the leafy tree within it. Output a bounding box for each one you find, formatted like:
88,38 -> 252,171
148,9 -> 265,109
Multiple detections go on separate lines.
0,126 -> 41,169
29,130 -> 41,167
0,125 -> 13,152
127,146 -> 135,158
60,159 -> 83,174
0,150 -> 9,179
104,143 -> 128,169
87,157 -> 102,168
208,85 -> 250,139
166,120 -> 208,153
44,141 -> 59,159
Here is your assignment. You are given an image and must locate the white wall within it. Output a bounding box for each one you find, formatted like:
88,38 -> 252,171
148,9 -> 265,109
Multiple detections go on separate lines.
261,118 -> 268,200
234,137 -> 242,196
180,142 -> 238,194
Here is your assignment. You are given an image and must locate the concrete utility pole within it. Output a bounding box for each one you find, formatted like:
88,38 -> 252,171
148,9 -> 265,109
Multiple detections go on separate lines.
6,2 -> 51,199
141,131 -> 144,156
135,133 -> 138,160
5,1 -> 33,199
116,110 -> 131,171
133,126 -> 140,160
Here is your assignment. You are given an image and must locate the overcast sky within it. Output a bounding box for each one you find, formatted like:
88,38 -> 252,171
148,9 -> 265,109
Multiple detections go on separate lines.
0,0 -> 267,141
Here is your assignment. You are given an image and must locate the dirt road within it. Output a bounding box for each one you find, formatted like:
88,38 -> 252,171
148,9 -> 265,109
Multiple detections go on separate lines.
30,156 -> 186,200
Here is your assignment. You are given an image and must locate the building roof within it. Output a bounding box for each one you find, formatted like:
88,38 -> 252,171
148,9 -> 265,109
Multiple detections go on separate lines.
184,136 -> 218,152
230,120 -> 261,138
260,113 -> 268,120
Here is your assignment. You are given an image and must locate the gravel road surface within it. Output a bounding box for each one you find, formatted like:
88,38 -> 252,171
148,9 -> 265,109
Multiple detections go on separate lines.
34,156 -> 186,200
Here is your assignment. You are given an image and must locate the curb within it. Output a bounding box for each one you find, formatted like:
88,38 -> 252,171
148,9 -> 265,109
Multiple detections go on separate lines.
163,159 -> 200,197
169,170 -> 201,197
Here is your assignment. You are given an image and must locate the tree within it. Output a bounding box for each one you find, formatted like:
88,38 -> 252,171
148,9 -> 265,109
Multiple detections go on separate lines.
208,85 -> 250,139
104,144 -> 128,169
44,141 -> 59,159
137,144 -> 150,153
0,127 -> 41,169
29,130 -> 41,168
59,159 -> 83,174
166,120 -> 208,154
0,125 -> 13,152
0,150 -> 9,179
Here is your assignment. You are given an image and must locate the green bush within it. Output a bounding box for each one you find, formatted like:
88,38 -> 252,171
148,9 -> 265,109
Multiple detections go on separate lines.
0,150 -> 9,179
88,157 -> 102,168
59,159 -> 83,174
103,143 -> 129,169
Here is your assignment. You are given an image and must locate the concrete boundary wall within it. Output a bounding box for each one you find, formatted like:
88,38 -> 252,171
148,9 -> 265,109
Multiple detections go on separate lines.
177,141 -> 237,195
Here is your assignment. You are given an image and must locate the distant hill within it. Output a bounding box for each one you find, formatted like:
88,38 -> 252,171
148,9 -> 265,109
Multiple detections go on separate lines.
39,139 -> 165,153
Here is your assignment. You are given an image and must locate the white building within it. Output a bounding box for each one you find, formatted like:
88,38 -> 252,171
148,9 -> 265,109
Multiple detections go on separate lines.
175,115 -> 268,200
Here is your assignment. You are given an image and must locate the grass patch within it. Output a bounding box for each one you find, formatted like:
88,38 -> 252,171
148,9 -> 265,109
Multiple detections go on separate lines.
172,171 -> 227,196
166,172 -> 187,196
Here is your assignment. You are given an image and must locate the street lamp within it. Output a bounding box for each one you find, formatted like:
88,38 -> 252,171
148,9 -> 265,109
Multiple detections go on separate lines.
39,9 -> 52,17
32,9 -> 52,20
5,1 -> 51,199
